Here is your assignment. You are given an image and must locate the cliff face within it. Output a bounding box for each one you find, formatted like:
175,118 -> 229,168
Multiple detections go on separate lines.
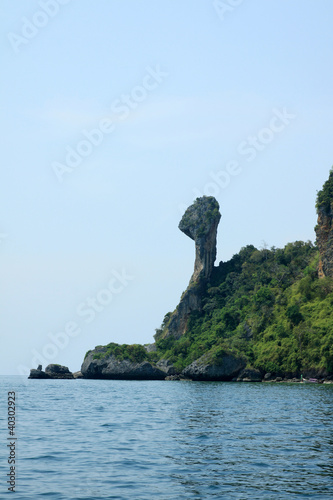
315,170 -> 333,278
159,196 -> 221,340
81,347 -> 165,380
179,196 -> 221,283
316,208 -> 333,278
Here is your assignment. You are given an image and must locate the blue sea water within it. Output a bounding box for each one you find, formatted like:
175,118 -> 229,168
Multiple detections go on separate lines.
0,376 -> 332,499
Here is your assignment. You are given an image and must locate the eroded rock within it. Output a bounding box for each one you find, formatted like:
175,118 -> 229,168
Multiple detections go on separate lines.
179,196 -> 221,283
45,364 -> 74,379
28,364 -> 74,379
237,367 -> 262,382
160,197 -> 221,340
315,169 -> 333,278
182,352 -> 246,381
81,348 -> 165,380
28,368 -> 51,379
156,359 -> 176,376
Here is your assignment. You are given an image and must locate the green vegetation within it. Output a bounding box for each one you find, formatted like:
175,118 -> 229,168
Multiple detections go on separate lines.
316,166 -> 333,215
180,196 -> 220,238
154,241 -> 333,376
92,343 -> 150,364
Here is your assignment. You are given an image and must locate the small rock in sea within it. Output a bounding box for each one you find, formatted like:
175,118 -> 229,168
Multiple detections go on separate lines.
28,364 -> 74,379
45,364 -> 74,379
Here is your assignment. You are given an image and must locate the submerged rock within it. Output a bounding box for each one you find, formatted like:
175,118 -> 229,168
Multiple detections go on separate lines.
165,374 -> 191,381
81,348 -> 166,380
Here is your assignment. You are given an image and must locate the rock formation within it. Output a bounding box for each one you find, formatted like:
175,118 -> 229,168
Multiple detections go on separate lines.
316,209 -> 333,278
179,196 -> 221,283
28,368 -> 51,379
28,364 -> 74,379
45,364 -> 74,379
315,169 -> 333,278
157,196 -> 221,340
182,352 -> 246,381
81,347 -> 166,380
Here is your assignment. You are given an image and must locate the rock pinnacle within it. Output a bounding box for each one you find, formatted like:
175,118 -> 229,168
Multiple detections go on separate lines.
179,196 -> 221,283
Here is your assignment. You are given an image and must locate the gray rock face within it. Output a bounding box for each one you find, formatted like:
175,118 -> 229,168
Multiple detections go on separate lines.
28,364 -> 74,379
160,197 -> 221,340
182,353 -> 246,381
45,364 -> 74,379
179,196 -> 221,283
28,369 -> 51,379
315,170 -> 333,278
237,367 -> 262,382
164,285 -> 202,339
156,359 -> 176,376
81,348 -> 166,380
315,207 -> 333,278
144,343 -> 157,353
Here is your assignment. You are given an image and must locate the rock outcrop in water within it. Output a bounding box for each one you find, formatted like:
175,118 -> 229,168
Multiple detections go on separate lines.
81,347 -> 166,380
28,364 -> 74,379
158,196 -> 221,340
182,352 -> 246,381
45,364 -> 74,379
315,170 -> 333,278
78,179 -> 333,383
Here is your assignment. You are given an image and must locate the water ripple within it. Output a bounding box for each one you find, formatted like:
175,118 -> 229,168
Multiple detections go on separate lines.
1,377 -> 332,499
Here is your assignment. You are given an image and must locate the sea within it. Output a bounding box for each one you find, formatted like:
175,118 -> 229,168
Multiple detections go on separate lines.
0,376 -> 332,500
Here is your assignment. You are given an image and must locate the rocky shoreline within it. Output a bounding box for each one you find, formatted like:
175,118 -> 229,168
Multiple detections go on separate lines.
28,360 -> 333,384
28,364 -> 82,379
28,189 -> 333,386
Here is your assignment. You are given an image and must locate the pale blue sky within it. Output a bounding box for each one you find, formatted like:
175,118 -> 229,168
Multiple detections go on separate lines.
1,0 -> 333,375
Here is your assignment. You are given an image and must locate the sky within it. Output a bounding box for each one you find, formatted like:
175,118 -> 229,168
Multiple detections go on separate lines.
1,0 -> 333,376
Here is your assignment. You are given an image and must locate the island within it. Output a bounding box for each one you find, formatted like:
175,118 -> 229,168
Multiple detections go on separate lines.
28,170 -> 333,383
78,171 -> 333,383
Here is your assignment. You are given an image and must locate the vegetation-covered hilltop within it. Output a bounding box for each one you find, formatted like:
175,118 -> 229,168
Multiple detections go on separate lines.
153,241 -> 332,377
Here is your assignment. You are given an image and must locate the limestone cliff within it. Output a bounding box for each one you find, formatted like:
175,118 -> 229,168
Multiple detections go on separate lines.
81,347 -> 165,380
315,169 -> 333,278
157,196 -> 221,340
179,196 -> 221,283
